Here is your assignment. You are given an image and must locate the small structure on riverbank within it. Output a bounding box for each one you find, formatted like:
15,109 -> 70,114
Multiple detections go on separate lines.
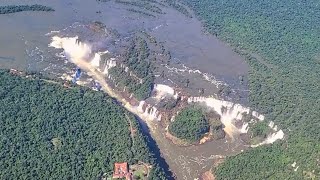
72,68 -> 82,83
113,162 -> 132,180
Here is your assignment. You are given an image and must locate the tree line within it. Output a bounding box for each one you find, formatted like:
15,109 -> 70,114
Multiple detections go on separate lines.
182,0 -> 320,179
109,37 -> 155,100
168,107 -> 209,143
0,70 -> 168,179
0,5 -> 54,14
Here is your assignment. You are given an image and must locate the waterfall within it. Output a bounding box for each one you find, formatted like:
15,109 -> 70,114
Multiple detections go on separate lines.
188,96 -> 285,145
136,101 -> 161,121
91,53 -> 100,67
188,96 -> 260,138
49,35 -> 284,146
153,84 -> 178,100
251,130 -> 284,147
49,36 -> 92,63
103,58 -> 116,74
252,111 -> 265,121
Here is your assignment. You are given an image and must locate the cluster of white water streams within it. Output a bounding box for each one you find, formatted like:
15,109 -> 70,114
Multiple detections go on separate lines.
188,97 -> 251,138
103,58 -> 116,74
153,84 -> 178,100
49,35 -> 284,145
137,101 -> 162,121
187,96 -> 284,144
250,130 -> 285,147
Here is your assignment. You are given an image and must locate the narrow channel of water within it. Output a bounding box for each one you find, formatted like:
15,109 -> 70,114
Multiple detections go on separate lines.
135,116 -> 174,179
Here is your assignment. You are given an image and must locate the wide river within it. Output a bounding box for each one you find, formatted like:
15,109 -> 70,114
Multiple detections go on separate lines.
0,0 -> 250,179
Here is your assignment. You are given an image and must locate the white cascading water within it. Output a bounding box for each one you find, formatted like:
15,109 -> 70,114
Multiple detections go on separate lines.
103,58 -> 117,74
50,36 -> 163,122
252,111 -> 265,121
138,101 -> 161,121
91,53 -> 101,67
268,121 -> 278,131
49,35 -> 284,145
249,120 -> 284,147
50,36 -> 92,63
153,84 -> 178,100
188,96 -> 261,138
188,96 -> 284,144
137,101 -> 145,113
251,130 -> 284,147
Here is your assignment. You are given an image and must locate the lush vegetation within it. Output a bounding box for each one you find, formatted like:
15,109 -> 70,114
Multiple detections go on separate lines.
109,37 -> 155,100
250,121 -> 270,139
182,0 -> 320,179
248,121 -> 271,144
169,107 -> 209,142
0,5 -> 54,14
0,70 -> 168,179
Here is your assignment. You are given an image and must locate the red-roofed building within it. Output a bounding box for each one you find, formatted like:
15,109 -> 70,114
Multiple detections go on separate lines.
112,162 -> 132,180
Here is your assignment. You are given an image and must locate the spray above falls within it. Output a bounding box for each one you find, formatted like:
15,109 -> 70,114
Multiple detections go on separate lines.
49,36 -> 92,62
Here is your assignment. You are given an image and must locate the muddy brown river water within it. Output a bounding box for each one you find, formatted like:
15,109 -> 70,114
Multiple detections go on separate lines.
145,121 -> 247,179
0,0 -> 250,179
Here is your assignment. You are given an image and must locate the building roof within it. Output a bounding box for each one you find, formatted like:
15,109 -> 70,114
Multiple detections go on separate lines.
113,162 -> 129,179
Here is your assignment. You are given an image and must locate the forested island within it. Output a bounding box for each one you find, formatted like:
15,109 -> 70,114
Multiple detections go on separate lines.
168,107 -> 225,145
0,5 -> 54,14
108,37 -> 155,100
181,0 -> 320,179
168,107 -> 209,143
0,70 -> 168,179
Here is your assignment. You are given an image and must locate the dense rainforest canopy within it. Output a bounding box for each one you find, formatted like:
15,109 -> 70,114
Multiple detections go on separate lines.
0,70 -> 167,179
168,107 -> 209,143
109,37 -> 155,100
182,0 -> 320,179
0,5 -> 54,14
